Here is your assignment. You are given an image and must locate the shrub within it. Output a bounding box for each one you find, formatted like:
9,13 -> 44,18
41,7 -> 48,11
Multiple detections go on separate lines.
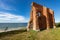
56,22 -> 60,27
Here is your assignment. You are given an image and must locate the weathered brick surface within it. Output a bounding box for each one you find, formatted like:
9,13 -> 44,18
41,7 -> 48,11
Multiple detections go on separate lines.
27,2 -> 56,31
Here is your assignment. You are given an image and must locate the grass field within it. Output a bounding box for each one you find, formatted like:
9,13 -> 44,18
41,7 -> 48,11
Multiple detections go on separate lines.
0,27 -> 60,40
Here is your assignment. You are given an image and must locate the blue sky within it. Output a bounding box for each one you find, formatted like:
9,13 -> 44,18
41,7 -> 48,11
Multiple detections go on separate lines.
0,0 -> 60,23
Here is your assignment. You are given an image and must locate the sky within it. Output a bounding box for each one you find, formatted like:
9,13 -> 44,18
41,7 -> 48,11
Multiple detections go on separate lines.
0,0 -> 60,23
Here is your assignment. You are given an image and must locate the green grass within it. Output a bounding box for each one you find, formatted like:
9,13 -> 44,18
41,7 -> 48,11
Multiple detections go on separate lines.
0,28 -> 60,40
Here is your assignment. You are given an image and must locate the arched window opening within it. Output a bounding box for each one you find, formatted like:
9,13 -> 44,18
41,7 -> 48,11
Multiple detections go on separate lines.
37,12 -> 41,16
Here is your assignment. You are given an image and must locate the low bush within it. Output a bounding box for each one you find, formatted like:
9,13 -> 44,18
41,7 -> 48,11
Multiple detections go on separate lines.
56,22 -> 60,27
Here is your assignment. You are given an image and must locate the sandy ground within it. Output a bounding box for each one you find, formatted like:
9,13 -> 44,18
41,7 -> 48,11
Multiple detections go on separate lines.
0,27 -> 26,33
0,30 -> 4,33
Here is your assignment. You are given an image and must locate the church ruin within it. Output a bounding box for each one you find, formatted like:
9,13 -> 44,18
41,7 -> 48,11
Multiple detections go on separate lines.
27,2 -> 56,31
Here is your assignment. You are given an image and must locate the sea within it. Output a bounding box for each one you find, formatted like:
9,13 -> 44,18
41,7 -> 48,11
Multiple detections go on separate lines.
0,23 -> 27,31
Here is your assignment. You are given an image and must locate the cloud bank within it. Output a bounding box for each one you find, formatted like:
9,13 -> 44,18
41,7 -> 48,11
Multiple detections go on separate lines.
0,0 -> 29,23
0,12 -> 28,23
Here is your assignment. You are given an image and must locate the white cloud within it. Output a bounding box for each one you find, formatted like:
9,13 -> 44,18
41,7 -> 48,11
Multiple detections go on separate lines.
55,19 -> 60,23
0,12 -> 28,23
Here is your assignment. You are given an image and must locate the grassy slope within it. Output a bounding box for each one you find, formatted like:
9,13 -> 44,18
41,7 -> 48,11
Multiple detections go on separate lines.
0,28 -> 60,40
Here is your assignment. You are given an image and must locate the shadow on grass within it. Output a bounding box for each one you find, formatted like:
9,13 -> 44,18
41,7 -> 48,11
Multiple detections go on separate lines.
0,29 -> 27,38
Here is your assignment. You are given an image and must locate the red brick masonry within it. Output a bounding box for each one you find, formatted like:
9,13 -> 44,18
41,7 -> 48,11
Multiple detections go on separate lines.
27,2 -> 56,31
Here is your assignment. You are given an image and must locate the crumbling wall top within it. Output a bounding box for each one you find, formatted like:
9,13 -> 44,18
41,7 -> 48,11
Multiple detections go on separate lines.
31,2 -> 53,11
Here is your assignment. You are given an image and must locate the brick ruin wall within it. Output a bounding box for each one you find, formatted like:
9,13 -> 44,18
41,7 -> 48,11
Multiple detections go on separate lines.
27,2 -> 56,31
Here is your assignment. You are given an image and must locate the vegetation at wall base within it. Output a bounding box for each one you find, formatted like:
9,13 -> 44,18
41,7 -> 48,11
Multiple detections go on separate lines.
0,27 -> 60,40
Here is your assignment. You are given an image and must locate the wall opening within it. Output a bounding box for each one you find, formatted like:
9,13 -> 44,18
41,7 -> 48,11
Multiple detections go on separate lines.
37,12 -> 41,17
